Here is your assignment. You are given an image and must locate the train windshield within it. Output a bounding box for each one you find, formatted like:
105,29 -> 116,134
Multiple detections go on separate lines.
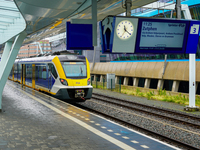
62,62 -> 87,78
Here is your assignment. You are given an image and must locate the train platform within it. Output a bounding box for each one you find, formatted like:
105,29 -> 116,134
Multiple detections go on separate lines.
0,80 -> 180,150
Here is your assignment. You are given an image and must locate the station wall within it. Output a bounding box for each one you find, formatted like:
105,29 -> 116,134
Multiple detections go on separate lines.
90,61 -> 200,95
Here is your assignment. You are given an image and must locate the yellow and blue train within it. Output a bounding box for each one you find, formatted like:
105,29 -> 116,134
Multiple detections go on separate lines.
9,54 -> 93,102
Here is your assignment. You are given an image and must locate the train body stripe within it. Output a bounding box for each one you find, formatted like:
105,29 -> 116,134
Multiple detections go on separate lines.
86,58 -> 90,78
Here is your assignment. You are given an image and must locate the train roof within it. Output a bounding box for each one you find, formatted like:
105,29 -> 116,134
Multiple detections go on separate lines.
16,55 -> 86,63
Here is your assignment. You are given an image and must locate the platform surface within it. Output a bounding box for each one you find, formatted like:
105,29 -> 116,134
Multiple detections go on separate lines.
0,80 -> 180,150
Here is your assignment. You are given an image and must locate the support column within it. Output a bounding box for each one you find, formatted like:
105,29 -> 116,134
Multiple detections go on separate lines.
93,75 -> 97,81
184,54 -> 199,111
91,0 -> 97,71
0,41 -> 13,67
175,0 -> 181,19
144,78 -> 151,88
125,0 -> 132,17
133,78 -> 139,87
157,79 -> 164,90
0,31 -> 27,112
172,81 -> 180,92
189,54 -> 196,107
123,77 -> 129,85
100,75 -> 103,82
115,76 -> 119,84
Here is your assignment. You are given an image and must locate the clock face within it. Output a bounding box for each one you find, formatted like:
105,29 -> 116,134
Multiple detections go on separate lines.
116,20 -> 134,40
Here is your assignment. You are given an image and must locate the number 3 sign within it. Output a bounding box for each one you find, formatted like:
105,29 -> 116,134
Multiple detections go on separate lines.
190,24 -> 199,34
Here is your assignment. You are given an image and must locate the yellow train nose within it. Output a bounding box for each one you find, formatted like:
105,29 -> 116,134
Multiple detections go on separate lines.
67,79 -> 87,86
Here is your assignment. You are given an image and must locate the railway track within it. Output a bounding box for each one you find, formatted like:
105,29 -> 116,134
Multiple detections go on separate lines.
92,93 -> 200,128
76,92 -> 200,150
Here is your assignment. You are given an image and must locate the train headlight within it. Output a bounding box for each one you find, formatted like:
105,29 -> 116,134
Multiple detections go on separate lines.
87,78 -> 90,85
60,78 -> 68,86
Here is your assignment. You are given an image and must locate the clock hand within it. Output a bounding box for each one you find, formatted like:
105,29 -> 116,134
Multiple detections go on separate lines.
125,30 -> 131,35
121,31 -> 125,36
124,25 -> 126,31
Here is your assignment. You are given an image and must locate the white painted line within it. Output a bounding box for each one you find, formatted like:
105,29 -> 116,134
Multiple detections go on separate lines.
131,140 -> 139,144
95,123 -> 100,126
101,126 -> 106,129
90,121 -> 94,123
107,130 -> 113,132
114,133 -> 121,136
122,136 -> 130,139
17,88 -> 136,150
141,145 -> 149,149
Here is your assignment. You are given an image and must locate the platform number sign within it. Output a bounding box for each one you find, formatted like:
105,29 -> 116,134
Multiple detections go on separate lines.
190,24 -> 199,34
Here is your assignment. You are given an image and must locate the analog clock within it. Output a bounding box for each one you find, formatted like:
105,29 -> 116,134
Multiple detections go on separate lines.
116,20 -> 134,40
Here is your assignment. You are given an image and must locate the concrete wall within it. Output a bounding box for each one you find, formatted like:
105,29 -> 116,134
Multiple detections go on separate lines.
90,61 -> 200,93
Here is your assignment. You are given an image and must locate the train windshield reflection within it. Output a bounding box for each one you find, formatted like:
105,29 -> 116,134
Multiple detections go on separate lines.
62,62 -> 87,78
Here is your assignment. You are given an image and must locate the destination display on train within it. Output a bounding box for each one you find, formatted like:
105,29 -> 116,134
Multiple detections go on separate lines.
139,21 -> 186,51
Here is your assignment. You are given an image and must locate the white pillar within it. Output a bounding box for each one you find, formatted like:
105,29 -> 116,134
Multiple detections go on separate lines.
133,78 -> 139,87
123,77 -> 129,85
189,54 -> 196,107
157,79 -> 164,90
100,75 -> 103,82
0,31 -> 27,111
115,76 -> 119,84
144,78 -> 151,88
93,75 -> 97,81
172,81 -> 180,92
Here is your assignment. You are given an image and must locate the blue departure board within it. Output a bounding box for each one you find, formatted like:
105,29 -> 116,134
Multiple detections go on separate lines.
135,18 -> 190,53
99,16 -> 200,54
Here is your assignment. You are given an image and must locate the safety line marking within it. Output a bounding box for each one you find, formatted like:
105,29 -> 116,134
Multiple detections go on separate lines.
108,130 -> 113,132
15,86 -> 136,150
131,140 -> 139,144
141,145 -> 149,149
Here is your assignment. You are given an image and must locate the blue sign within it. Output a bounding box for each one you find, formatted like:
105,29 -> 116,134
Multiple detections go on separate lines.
99,16 -> 200,54
66,22 -> 94,50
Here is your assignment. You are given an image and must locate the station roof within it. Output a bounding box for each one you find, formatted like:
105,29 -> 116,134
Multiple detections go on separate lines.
0,0 -> 26,44
0,0 -> 157,45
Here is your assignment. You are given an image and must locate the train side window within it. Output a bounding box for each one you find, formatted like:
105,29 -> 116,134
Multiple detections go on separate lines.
48,63 -> 58,79
35,64 -> 47,80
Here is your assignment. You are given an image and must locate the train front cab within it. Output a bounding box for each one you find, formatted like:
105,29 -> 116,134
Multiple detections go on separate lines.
52,56 -> 93,101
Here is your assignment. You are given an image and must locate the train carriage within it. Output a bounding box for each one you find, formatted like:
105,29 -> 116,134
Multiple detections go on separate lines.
9,54 -> 93,102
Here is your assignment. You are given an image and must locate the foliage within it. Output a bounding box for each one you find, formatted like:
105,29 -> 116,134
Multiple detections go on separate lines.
92,81 -> 200,107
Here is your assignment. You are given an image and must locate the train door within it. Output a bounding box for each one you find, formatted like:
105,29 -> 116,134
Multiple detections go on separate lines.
47,64 -> 51,91
22,64 -> 26,85
32,64 -> 35,89
20,64 -> 23,84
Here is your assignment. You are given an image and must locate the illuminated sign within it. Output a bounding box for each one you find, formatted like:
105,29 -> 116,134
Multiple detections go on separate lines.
99,16 -> 200,54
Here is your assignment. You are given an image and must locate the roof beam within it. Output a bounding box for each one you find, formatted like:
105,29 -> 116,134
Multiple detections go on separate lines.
0,0 -> 26,44
0,23 -> 7,26
0,1 -> 18,11
0,10 -> 20,18
0,17 -> 13,23
0,25 -> 6,29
